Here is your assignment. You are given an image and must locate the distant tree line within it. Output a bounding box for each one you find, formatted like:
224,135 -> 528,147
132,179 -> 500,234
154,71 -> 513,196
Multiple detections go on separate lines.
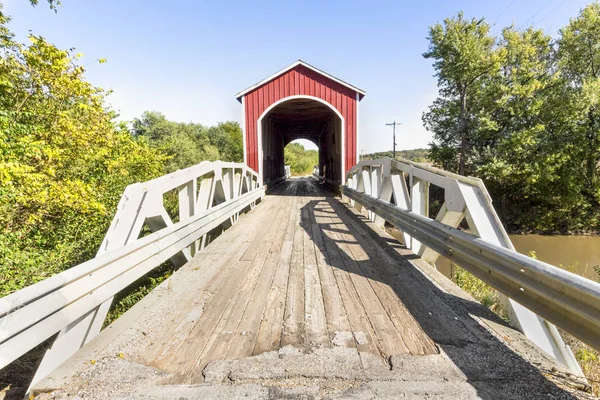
362,148 -> 429,163
422,3 -> 600,233
284,142 -> 318,175
131,111 -> 243,172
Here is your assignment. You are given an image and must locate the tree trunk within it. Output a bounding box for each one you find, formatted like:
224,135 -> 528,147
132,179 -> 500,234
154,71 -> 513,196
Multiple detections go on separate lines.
586,110 -> 599,202
458,90 -> 467,175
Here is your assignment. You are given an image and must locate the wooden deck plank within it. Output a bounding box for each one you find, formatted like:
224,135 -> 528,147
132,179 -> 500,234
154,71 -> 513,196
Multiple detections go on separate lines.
139,178 -> 445,383
252,195 -> 297,355
321,203 -> 411,357
191,200 -> 285,382
329,200 -> 436,355
226,196 -> 293,359
165,203 -> 288,382
144,201 -> 272,367
302,197 -> 329,349
330,199 -> 476,350
187,199 -> 292,381
281,196 -> 307,348
315,201 -> 380,355
307,198 -> 354,347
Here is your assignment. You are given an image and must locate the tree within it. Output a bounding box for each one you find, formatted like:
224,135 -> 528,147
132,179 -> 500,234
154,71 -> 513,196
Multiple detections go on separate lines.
423,6 -> 600,233
132,112 -> 244,173
558,3 -> 600,206
0,21 -> 167,295
423,12 -> 499,175
284,142 -> 318,175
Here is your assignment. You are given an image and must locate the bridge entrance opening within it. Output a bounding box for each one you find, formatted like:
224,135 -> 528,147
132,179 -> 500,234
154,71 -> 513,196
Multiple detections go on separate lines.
260,97 -> 342,185
284,139 -> 318,177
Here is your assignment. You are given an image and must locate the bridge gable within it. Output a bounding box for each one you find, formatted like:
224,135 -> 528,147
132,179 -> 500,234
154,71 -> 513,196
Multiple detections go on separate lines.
238,61 -> 364,180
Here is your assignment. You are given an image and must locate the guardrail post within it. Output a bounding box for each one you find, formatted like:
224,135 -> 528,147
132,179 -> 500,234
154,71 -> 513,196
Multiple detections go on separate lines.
341,157 -> 587,378
390,173 -> 411,246
369,166 -> 381,223
419,203 -> 464,265
410,176 -> 429,253
3,161 -> 264,393
30,185 -> 149,390
458,182 -> 583,376
179,180 -> 197,257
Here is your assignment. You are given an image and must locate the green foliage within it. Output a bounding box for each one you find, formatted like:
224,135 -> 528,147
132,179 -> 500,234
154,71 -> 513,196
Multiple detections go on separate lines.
284,142 -> 318,175
0,20 -> 168,297
362,148 -> 430,163
454,267 -> 508,321
423,12 -> 500,175
423,4 -> 600,233
132,111 -> 243,173
104,261 -> 174,327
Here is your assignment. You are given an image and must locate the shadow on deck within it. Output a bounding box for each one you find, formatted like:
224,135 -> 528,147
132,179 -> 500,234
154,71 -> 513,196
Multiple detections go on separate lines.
269,177 -> 580,399
31,177 -> 586,399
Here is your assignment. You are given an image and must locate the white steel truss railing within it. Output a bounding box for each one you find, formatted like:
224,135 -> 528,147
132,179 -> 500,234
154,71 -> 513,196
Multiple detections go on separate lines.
0,161 -> 263,390
342,158 -> 600,377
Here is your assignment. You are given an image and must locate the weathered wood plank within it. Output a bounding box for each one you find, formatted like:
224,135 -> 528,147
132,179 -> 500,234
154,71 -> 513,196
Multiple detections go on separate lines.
308,199 -> 354,347
302,197 -> 329,349
281,196 -> 307,348
226,196 -> 293,359
330,199 -> 437,355
165,203 -> 288,382
187,199 -> 292,381
332,199 -> 479,349
252,196 -> 298,355
144,199 -> 272,367
323,207 -> 411,357
315,201 -> 379,355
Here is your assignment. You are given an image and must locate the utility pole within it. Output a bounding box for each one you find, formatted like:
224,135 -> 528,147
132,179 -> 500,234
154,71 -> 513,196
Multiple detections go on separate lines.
385,121 -> 402,159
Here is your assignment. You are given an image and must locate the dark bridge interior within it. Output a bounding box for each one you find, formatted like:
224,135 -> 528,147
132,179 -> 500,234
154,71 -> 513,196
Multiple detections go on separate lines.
261,98 -> 342,185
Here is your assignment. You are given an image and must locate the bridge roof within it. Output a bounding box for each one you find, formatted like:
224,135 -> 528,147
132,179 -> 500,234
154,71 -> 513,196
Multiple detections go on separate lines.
235,60 -> 366,102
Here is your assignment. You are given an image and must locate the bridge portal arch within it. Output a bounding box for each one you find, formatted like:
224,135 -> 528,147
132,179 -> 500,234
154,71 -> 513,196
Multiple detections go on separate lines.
258,95 -> 344,185
236,60 -> 365,186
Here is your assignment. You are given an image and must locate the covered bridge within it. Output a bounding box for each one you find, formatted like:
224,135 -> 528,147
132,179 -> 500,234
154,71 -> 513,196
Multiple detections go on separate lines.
236,60 -> 365,186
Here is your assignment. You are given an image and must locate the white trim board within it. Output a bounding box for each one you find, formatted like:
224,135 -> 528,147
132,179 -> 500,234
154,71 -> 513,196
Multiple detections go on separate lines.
236,60 -> 366,101
242,95 -> 247,165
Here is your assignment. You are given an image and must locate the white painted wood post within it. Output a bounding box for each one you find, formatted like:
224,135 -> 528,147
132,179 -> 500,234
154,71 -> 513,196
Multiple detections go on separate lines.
410,176 -> 429,254
458,182 -> 583,377
179,180 -> 197,257
369,166 -> 381,223
30,185 -> 148,389
390,173 -> 411,246
418,203 -> 464,265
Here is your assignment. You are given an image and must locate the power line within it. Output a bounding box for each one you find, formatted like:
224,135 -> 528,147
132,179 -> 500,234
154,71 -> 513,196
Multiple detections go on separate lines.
538,0 -> 569,24
517,0 -> 555,30
492,0 -> 517,26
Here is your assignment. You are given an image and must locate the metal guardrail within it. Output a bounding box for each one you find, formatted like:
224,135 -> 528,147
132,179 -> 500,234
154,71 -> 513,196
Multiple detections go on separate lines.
0,161 -> 263,390
343,158 -> 600,376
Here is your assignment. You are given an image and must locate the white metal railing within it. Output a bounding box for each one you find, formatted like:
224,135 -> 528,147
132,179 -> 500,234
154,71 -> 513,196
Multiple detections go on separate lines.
342,158 -> 600,377
0,161 -> 263,389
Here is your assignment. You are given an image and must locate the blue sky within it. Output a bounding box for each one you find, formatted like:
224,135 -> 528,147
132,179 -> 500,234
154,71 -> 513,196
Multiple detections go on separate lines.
3,0 -> 594,152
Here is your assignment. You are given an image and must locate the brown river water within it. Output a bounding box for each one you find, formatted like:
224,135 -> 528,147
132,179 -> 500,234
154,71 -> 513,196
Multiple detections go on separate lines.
389,229 -> 600,281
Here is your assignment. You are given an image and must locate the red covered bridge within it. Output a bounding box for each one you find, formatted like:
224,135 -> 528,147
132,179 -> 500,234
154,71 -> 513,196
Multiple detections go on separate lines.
236,60 -> 365,186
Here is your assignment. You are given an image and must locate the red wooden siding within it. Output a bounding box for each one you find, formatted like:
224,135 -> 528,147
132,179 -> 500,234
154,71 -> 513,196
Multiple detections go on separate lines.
243,65 -> 358,174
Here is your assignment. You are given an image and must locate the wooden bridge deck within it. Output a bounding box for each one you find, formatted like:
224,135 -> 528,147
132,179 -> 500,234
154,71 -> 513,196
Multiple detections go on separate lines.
142,177 -> 438,382
35,177 -> 586,399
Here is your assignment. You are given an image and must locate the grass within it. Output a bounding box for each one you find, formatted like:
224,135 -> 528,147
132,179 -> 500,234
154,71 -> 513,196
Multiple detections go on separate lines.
454,266 -> 509,322
450,256 -> 600,395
